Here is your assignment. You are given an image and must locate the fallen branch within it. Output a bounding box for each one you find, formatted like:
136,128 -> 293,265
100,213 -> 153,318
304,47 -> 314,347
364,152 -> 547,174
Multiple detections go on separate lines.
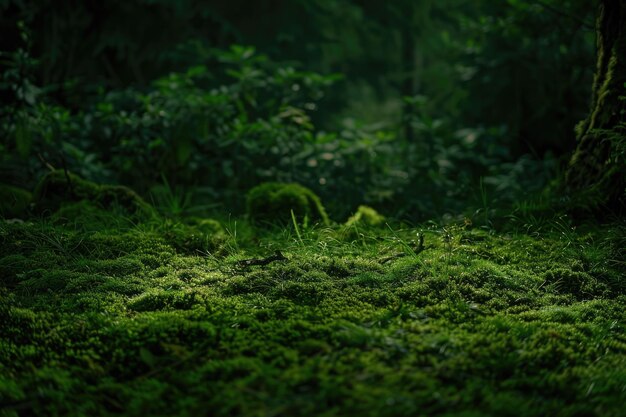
235,250 -> 287,269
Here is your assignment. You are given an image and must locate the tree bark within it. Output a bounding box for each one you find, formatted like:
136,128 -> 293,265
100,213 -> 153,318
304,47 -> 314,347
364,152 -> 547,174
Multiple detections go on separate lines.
565,0 -> 626,212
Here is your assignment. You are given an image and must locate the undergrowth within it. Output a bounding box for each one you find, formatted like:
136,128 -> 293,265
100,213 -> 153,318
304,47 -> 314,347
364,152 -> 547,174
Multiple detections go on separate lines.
0,206 -> 624,417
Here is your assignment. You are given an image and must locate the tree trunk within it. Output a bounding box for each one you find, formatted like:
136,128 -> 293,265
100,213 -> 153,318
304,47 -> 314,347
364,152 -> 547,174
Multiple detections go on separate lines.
565,0 -> 626,212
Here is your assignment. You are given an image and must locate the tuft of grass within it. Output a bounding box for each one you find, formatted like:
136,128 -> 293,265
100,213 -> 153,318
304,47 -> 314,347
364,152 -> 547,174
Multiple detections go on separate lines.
291,209 -> 305,247
149,174 -> 193,218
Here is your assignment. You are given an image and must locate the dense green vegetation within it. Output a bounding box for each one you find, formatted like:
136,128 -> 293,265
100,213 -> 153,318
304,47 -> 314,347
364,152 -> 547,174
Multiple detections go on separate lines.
1,0 -> 607,218
1,0 -> 625,416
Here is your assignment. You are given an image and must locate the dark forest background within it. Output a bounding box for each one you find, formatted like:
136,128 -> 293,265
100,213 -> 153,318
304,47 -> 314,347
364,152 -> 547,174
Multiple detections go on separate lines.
0,0 -> 600,220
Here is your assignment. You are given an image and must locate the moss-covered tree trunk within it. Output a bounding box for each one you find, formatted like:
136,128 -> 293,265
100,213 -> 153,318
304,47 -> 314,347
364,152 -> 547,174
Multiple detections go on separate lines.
565,0 -> 626,211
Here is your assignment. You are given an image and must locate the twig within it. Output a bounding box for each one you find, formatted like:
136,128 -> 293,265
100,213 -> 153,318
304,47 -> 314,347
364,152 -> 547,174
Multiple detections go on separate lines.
235,250 -> 287,269
380,252 -> 407,264
37,152 -> 55,171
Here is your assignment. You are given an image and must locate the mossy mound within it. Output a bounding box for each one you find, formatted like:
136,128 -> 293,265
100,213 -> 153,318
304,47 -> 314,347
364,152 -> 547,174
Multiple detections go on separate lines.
0,184 -> 32,218
33,170 -> 155,219
162,220 -> 227,255
340,205 -> 385,240
246,182 -> 329,226
542,267 -> 609,299
186,217 -> 224,236
345,205 -> 385,228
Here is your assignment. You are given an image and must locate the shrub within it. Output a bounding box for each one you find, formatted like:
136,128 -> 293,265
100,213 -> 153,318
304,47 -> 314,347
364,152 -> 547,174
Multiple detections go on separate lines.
246,182 -> 329,226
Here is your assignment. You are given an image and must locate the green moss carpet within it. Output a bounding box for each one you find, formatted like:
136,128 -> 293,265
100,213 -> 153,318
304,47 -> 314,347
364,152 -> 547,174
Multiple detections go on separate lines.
1,200 -> 624,416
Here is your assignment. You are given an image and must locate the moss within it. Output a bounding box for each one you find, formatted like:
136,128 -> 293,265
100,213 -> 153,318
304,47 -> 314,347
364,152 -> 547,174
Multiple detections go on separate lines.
74,257 -> 144,277
542,268 -> 609,299
0,254 -> 31,287
161,221 -> 226,255
0,184 -> 32,218
72,230 -> 175,261
128,289 -> 203,312
33,170 -> 154,219
17,269 -> 73,293
345,205 -> 385,228
341,205 -> 385,240
246,182 -> 330,226
52,200 -> 138,231
1,213 -> 625,416
186,217 -> 225,236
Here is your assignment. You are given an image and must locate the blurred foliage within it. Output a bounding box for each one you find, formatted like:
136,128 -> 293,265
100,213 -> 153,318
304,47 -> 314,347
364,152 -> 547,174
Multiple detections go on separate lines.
0,0 -> 598,220
457,0 -> 596,156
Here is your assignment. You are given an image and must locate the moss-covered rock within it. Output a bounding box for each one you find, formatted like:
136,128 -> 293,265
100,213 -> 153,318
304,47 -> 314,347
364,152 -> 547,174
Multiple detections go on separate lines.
186,217 -> 225,236
0,184 -> 32,218
340,205 -> 385,240
51,200 -> 138,231
345,205 -> 385,228
246,182 -> 329,226
33,170 -> 154,218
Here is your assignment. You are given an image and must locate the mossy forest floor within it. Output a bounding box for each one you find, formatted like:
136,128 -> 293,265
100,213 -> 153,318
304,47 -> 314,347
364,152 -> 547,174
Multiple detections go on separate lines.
1,202 -> 625,416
